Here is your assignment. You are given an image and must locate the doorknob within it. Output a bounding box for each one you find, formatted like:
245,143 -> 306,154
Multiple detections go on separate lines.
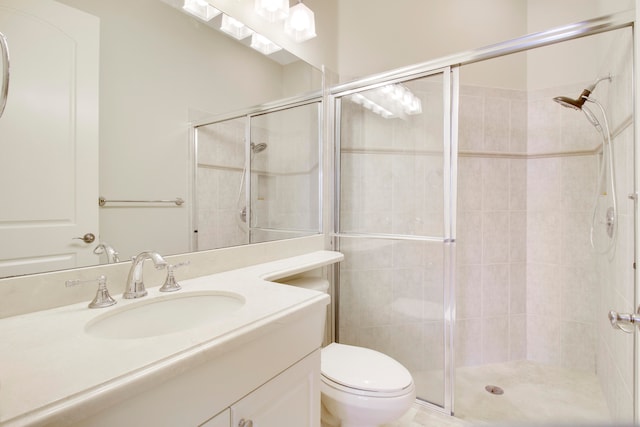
608,309 -> 640,333
73,233 -> 96,244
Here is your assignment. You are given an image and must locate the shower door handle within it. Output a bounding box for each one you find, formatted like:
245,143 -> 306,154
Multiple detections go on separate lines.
608,309 -> 640,334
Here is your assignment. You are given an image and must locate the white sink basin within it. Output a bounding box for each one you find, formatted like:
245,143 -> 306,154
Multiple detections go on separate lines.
85,291 -> 245,339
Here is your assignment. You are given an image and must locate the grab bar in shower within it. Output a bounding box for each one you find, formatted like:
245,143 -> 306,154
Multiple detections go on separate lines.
98,197 -> 185,207
0,31 -> 10,118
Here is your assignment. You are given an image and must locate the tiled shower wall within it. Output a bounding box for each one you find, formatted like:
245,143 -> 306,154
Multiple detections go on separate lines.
455,27 -> 634,420
595,29 -> 635,422
455,86 -> 528,366
196,118 -> 247,250
525,85 -> 600,371
250,104 -> 321,242
196,105 -> 320,250
456,83 -> 603,370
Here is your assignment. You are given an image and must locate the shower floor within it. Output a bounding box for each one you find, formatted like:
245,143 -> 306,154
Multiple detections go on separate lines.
385,360 -> 611,426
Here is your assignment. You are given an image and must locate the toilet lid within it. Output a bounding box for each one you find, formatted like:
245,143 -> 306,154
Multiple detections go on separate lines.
321,343 -> 413,393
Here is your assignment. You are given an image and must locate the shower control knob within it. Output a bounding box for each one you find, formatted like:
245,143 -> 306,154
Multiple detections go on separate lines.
608,309 -> 640,334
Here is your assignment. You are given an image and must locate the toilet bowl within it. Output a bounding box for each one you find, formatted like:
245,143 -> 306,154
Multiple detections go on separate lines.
320,343 -> 415,427
280,277 -> 415,427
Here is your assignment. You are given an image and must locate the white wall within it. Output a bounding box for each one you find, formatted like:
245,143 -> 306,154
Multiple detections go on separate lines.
526,0 -> 634,91
336,0 -> 528,88
335,0 -> 634,89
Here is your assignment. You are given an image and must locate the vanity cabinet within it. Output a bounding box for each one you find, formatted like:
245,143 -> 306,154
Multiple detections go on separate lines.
1,251 -> 341,427
229,349 -> 320,427
201,409 -> 230,427
201,350 -> 320,427
64,295 -> 327,427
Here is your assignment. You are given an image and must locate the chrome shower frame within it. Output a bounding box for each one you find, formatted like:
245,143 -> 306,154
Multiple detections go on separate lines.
329,9 -> 635,417
189,90 -> 324,252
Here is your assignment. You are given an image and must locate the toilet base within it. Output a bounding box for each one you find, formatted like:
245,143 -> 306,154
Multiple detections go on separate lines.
321,381 -> 416,427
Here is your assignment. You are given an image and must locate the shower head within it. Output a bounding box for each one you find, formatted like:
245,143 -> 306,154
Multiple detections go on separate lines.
553,89 -> 592,110
251,142 -> 267,153
552,75 -> 612,111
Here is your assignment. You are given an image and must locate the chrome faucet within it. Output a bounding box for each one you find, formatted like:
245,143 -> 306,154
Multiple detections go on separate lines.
124,251 -> 167,299
93,242 -> 120,264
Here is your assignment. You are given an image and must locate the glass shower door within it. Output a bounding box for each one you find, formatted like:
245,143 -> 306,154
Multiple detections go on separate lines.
334,67 -> 457,411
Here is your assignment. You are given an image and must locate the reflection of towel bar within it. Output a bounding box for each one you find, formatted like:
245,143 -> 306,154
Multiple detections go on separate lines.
0,32 -> 10,119
98,197 -> 184,207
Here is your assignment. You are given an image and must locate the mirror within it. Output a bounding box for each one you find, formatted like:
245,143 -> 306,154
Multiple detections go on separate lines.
194,100 -> 321,251
0,0 -> 322,278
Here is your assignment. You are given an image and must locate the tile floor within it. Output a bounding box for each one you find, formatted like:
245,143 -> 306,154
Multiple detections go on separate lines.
385,360 -> 613,426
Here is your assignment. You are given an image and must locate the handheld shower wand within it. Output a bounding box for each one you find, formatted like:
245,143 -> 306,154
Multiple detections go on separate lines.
552,75 -> 617,254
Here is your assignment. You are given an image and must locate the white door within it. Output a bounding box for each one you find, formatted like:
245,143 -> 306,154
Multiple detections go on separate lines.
0,0 -> 99,277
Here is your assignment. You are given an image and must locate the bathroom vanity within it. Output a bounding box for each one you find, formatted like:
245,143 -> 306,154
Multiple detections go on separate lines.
0,251 -> 343,426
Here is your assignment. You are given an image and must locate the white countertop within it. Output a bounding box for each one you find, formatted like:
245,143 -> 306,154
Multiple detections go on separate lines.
0,250 -> 343,426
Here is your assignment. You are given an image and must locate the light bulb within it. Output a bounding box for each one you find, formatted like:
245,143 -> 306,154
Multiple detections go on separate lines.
289,9 -> 310,31
182,0 -> 221,21
220,14 -> 254,40
254,0 -> 289,22
250,33 -> 282,55
283,2 -> 316,42
263,0 -> 280,12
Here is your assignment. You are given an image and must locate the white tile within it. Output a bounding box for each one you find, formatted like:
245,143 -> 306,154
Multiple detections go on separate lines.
484,96 -> 510,152
527,157 -> 562,212
509,314 -> 526,360
482,264 -> 509,317
457,157 -> 482,212
456,212 -> 482,265
482,158 -> 509,211
482,211 -> 510,263
482,316 -> 509,364
455,318 -> 482,367
455,264 -> 481,319
509,211 -> 526,262
509,159 -> 527,211
509,263 -> 526,315
560,321 -> 595,371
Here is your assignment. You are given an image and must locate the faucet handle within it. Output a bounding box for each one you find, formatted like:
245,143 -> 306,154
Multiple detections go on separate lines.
159,261 -> 190,292
65,275 -> 117,309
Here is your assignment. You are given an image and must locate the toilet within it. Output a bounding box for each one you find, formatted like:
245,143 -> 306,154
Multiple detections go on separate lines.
281,277 -> 416,427
321,342 -> 416,427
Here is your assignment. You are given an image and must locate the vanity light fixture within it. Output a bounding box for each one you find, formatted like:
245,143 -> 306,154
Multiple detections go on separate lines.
350,84 -> 422,119
381,84 -> 423,115
284,1 -> 316,42
350,93 -> 394,119
182,0 -> 221,21
254,0 -> 289,22
220,14 -> 254,40
250,33 -> 282,55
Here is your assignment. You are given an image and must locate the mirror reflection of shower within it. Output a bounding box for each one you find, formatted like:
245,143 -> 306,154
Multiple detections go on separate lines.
553,75 -> 617,254
237,141 -> 268,225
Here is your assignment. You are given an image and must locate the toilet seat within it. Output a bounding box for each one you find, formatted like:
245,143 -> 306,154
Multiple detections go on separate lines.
321,343 -> 413,398
321,374 -> 413,398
